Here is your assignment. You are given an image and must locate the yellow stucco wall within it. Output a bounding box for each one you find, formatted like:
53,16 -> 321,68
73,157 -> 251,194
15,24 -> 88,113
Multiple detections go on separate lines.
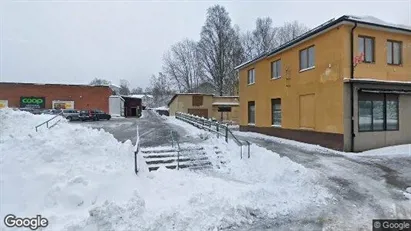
239,23 -> 411,135
169,94 -> 214,117
239,25 -> 347,134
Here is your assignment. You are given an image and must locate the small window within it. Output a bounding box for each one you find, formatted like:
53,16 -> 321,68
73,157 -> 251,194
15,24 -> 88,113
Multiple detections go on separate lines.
271,99 -> 281,126
387,40 -> 402,65
358,93 -> 399,132
248,101 -> 255,124
218,106 -> 231,112
358,36 -> 375,63
192,95 -> 203,106
247,69 -> 255,85
271,60 -> 281,79
299,46 -> 315,70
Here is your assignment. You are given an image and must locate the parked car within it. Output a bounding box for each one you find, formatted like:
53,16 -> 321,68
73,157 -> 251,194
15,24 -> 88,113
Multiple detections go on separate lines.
79,109 -> 111,121
41,109 -> 62,115
61,109 -> 80,121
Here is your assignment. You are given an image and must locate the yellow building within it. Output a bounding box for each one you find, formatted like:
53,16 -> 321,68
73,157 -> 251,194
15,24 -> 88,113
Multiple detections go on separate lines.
168,94 -> 240,124
236,15 -> 411,152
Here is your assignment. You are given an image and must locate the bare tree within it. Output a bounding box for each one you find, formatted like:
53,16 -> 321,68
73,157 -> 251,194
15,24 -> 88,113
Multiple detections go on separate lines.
150,72 -> 174,107
119,79 -> 131,95
198,5 -> 243,96
253,17 -> 278,55
276,21 -> 309,45
163,39 -> 203,93
90,78 -> 110,86
131,87 -> 143,94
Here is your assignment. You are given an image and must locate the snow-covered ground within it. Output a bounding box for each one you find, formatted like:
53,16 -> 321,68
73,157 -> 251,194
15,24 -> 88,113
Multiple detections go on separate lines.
0,109 -> 331,230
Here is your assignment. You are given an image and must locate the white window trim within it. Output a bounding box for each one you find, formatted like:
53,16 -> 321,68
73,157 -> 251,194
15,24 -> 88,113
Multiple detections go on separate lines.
247,82 -> 255,86
271,124 -> 281,127
299,66 -> 315,73
271,76 -> 282,80
248,123 -> 256,126
271,60 -> 281,79
248,102 -> 256,125
247,69 -> 255,85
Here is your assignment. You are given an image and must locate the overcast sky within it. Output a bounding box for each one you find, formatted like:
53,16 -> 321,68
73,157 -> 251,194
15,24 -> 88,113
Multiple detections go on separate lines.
1,0 -> 410,89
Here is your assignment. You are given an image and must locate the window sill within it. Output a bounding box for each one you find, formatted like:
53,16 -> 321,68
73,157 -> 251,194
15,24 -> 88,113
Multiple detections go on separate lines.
299,66 -> 315,73
271,124 -> 281,128
358,129 -> 399,133
271,76 -> 281,80
387,63 -> 402,66
248,123 -> 256,126
247,83 -> 255,86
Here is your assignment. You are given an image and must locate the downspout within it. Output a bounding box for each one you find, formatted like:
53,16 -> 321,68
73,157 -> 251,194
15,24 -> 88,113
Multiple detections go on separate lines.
350,22 -> 357,152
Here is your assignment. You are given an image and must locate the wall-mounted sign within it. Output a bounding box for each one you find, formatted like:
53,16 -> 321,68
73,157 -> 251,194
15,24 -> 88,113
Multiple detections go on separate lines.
20,97 -> 45,109
52,100 -> 74,109
0,100 -> 8,109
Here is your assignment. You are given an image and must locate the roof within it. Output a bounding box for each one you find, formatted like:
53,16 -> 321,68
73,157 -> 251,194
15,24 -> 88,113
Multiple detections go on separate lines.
0,81 -> 110,88
212,102 -> 240,106
129,94 -> 153,99
343,78 -> 411,86
235,15 -> 411,70
167,93 -> 215,106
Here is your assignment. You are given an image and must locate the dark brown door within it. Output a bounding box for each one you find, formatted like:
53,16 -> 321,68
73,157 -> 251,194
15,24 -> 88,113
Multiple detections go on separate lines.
188,108 -> 208,118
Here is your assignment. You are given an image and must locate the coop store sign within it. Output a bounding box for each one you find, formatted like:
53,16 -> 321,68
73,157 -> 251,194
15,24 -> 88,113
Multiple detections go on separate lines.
20,97 -> 45,109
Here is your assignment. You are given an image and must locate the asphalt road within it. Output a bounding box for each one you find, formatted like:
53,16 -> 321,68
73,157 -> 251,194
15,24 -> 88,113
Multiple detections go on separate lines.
73,110 -> 188,147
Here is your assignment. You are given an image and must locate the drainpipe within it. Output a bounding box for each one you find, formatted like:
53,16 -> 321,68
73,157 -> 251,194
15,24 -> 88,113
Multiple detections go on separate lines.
350,22 -> 357,152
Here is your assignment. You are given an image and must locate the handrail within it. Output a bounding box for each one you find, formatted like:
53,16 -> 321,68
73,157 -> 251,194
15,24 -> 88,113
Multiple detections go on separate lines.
170,130 -> 181,170
175,112 -> 250,158
134,125 -> 140,175
35,112 -> 63,132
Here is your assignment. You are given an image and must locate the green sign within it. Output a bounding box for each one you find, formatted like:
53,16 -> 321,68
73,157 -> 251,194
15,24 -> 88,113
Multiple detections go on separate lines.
20,97 -> 45,109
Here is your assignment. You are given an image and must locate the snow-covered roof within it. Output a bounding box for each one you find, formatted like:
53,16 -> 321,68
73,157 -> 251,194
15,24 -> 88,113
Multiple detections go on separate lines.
344,78 -> 411,85
130,94 -> 153,99
347,15 -> 411,31
213,96 -> 239,98
212,102 -> 240,106
109,83 -> 120,88
152,106 -> 169,110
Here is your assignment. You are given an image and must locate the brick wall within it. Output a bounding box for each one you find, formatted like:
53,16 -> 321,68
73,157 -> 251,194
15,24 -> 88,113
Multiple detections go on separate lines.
0,83 -> 112,113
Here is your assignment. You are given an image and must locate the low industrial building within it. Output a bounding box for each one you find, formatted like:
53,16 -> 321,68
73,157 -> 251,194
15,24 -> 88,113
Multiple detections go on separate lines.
0,82 -> 112,112
121,95 -> 142,117
109,95 -> 125,117
168,93 -> 239,124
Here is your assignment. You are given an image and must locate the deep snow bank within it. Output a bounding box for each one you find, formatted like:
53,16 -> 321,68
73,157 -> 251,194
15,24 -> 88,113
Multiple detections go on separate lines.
0,109 -> 330,231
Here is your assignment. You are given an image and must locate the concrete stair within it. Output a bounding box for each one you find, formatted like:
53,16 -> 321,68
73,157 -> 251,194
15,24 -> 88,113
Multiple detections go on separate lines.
140,146 -> 225,172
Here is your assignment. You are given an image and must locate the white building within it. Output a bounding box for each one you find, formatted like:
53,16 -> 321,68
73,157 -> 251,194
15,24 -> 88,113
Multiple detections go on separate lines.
109,95 -> 125,117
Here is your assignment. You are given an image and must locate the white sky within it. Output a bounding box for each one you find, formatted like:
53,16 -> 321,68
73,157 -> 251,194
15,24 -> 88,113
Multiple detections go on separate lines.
1,0 -> 410,89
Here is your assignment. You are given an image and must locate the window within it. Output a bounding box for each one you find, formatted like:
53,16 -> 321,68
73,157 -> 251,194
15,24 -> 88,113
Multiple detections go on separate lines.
247,69 -> 255,85
387,40 -> 402,65
271,60 -> 281,79
299,46 -> 315,70
358,93 -> 398,132
192,95 -> 203,106
271,99 -> 281,126
218,106 -> 231,112
358,36 -> 375,63
248,101 -> 255,124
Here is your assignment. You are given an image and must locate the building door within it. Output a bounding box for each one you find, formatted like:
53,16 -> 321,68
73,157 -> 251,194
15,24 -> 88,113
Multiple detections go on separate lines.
131,108 -> 137,117
188,108 -> 208,118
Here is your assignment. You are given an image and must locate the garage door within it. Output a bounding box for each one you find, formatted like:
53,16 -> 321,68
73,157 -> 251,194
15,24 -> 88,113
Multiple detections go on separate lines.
188,108 -> 208,118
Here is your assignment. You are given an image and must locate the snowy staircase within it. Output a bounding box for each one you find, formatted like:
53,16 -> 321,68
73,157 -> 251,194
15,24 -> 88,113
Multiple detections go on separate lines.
140,146 -> 225,172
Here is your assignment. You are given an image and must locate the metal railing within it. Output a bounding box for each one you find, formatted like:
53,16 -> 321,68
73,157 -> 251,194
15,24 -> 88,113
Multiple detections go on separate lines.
134,125 -> 140,175
35,112 -> 63,132
170,130 -> 181,169
175,112 -> 251,158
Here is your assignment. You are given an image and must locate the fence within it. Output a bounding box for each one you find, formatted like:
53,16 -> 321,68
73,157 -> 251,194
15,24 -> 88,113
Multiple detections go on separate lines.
175,112 -> 250,159
134,125 -> 140,175
35,112 -> 64,132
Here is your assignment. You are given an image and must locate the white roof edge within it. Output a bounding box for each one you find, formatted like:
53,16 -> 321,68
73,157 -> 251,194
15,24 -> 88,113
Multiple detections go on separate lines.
344,78 -> 411,84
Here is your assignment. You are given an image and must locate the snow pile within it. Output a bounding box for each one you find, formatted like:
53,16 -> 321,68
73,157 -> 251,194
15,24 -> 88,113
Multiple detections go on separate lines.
0,108 -> 135,230
234,130 -> 337,154
356,144 -> 411,157
165,116 -> 209,137
152,106 -> 169,110
1,109 -> 330,230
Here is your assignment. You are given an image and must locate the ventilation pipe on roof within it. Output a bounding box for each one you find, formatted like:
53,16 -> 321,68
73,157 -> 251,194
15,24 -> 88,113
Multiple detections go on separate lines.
350,22 -> 357,152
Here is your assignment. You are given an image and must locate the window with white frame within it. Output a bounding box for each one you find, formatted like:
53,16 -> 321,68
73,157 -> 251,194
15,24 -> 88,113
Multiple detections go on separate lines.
271,60 -> 281,79
247,69 -> 255,85
299,46 -> 315,70
248,101 -> 255,124
358,36 -> 375,63
271,99 -> 281,126
387,40 -> 402,65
